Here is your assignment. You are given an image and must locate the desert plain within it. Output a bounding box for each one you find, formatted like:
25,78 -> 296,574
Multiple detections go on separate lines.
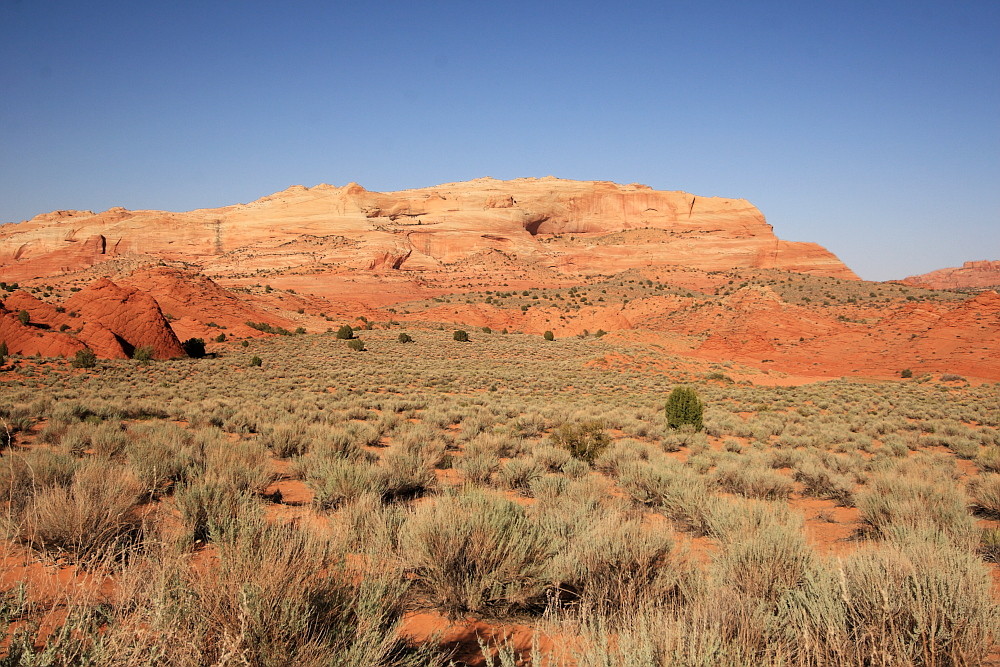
0,177 -> 998,665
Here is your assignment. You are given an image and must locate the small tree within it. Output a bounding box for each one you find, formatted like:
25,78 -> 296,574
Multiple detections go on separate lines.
398,332 -> 413,344
17,310 -> 29,326
72,349 -> 97,369
249,355 -> 263,367
336,325 -> 355,340
543,330 -> 554,341
900,368 -> 913,378
215,332 -> 227,343
665,386 -> 703,432
182,338 -> 206,358
133,346 -> 155,364
347,338 -> 366,352
453,330 -> 469,342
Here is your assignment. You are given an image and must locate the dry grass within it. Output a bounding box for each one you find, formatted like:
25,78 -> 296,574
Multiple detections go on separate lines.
1,327 -> 998,663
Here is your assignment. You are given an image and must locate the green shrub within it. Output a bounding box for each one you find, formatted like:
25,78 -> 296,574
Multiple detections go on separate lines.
543,330 -> 554,341
900,368 -> 913,378
17,310 -> 29,325
71,349 -> 97,369
453,330 -> 469,342
347,338 -> 366,352
182,338 -> 206,358
397,332 -> 413,343
132,346 -> 155,364
249,355 -> 262,367
550,421 -> 610,464
336,324 -> 354,340
665,386 -> 703,431
214,332 -> 226,343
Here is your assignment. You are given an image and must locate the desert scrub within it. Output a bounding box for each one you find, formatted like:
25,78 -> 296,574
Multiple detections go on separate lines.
856,473 -> 977,548
124,430 -> 192,498
550,420 -> 610,464
188,429 -> 275,494
549,512 -> 686,615
300,456 -> 386,510
13,460 -> 145,562
711,459 -> 794,500
455,446 -> 501,485
969,473 -> 1000,518
977,445 -> 1000,473
792,457 -> 856,506
714,520 -> 813,605
89,513 -> 440,666
0,448 -> 78,516
618,461 -> 716,535
173,480 -> 263,544
498,457 -> 544,493
780,536 -> 999,666
399,489 -> 554,616
530,444 -> 572,473
379,442 -> 439,501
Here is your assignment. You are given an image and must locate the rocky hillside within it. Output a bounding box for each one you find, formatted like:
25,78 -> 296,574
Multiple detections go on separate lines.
902,260 -> 1000,290
0,178 -> 856,282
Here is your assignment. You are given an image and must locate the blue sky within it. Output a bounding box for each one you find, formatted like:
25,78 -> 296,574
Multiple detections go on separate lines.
1,0 -> 997,281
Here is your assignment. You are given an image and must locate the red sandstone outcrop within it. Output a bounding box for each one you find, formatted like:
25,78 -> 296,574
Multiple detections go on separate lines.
0,304 -> 86,358
901,260 -> 1000,290
115,267 -> 299,340
62,278 -> 185,359
0,178 -> 857,282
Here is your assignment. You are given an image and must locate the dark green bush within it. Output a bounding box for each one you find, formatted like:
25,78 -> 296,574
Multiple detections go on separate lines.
215,333 -> 227,343
543,330 -> 554,341
453,330 -> 469,342
397,333 -> 413,344
336,325 -> 355,340
71,349 -> 97,369
17,310 -> 30,326
133,346 -> 155,364
665,386 -> 703,431
182,338 -> 206,358
900,368 -> 913,378
347,339 -> 366,352
249,356 -> 262,367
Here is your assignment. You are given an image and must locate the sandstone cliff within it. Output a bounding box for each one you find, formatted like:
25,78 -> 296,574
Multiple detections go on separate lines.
901,260 -> 1000,290
0,178 -> 857,282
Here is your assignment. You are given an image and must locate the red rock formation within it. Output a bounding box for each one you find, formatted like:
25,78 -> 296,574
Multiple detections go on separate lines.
0,305 -> 85,357
901,260 -> 1000,290
62,278 -> 185,359
0,178 -> 858,282
109,266 -> 314,341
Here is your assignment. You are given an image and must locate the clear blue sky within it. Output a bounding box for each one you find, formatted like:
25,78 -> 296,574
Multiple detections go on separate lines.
2,0 -> 997,281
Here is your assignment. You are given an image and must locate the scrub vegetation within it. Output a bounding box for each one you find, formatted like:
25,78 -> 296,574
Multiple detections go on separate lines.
0,328 -> 998,665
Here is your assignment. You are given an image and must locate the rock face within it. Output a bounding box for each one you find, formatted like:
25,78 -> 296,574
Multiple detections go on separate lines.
62,278 -> 186,359
114,267 -> 300,341
0,178 -> 857,281
0,302 -> 86,358
901,260 -> 1000,290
